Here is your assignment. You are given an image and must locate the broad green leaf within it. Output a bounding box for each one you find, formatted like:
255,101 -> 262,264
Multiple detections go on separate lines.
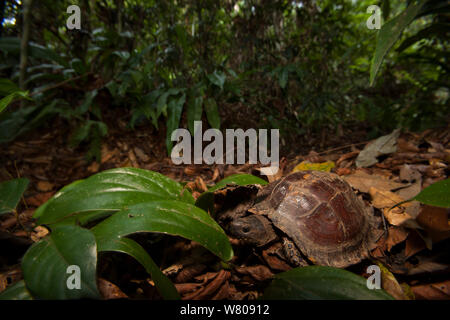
396,23 -> 450,52
156,88 -> 182,121
207,71 -> 226,90
278,67 -> 289,89
204,98 -> 220,129
0,178 -> 29,215
0,280 -> 33,300
0,38 -> 68,67
96,237 -> 180,300
78,90 -> 98,115
262,266 -> 394,300
369,2 -> 425,86
35,168 -> 194,225
91,200 -> 233,262
0,78 -> 20,96
208,174 -> 268,192
0,91 -> 29,114
166,93 -> 186,155
22,225 -> 100,299
194,191 -> 215,216
413,179 -> 450,208
187,95 -> 203,135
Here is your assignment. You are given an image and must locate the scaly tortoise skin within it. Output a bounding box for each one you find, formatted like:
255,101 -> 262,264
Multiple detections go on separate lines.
227,171 -> 379,268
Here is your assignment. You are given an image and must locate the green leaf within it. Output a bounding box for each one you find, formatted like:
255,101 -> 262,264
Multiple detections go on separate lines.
0,280 -> 33,300
0,38 -> 69,67
187,95 -> 203,135
413,179 -> 450,208
204,98 -> 220,129
194,191 -> 215,216
397,23 -> 450,52
207,71 -> 226,90
0,78 -> 20,96
208,174 -> 268,192
78,90 -> 98,115
262,266 -> 394,300
91,200 -> 233,262
0,91 -> 30,114
22,225 -> 100,299
369,2 -> 425,86
166,93 -> 186,155
278,67 -> 289,89
96,237 -> 180,300
0,178 -> 29,215
34,168 -> 194,225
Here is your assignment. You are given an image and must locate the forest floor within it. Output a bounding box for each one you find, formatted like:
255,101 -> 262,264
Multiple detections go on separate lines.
1,109 -> 449,300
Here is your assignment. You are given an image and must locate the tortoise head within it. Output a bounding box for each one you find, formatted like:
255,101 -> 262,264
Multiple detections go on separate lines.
229,214 -> 277,247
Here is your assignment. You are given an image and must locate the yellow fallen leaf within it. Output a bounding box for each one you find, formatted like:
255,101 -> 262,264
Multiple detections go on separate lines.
292,161 -> 335,173
377,262 -> 412,300
369,187 -> 421,229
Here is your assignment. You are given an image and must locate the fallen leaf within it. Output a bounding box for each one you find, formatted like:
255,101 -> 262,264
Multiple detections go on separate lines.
134,147 -> 150,162
30,226 -> 49,242
25,192 -> 54,207
36,181 -> 54,192
235,265 -> 274,282
399,164 -> 421,182
336,151 -> 359,167
87,161 -> 99,173
356,129 -> 400,168
386,227 -> 409,251
405,230 -> 426,259
416,205 -> 450,244
344,170 -> 405,193
183,270 -> 230,300
292,161 -> 335,173
412,280 -> 450,300
369,187 -> 420,228
97,278 -> 128,299
377,262 -> 411,300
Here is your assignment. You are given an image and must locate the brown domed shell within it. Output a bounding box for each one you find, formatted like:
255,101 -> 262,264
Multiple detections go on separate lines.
250,171 -> 378,268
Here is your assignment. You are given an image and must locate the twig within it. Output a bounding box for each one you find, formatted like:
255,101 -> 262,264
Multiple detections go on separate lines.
317,140 -> 370,155
29,72 -> 92,97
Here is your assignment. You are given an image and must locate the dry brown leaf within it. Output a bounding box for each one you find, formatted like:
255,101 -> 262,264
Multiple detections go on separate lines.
412,280 -> 450,300
378,262 -> 411,300
369,187 -> 420,228
30,226 -> 49,242
399,164 -> 421,182
386,227 -> 409,251
101,145 -> 118,164
235,265 -> 274,282
134,147 -> 150,162
397,138 -> 420,153
175,282 -> 203,295
344,170 -> 405,193
25,192 -> 54,207
87,161 -> 100,173
174,264 -> 207,283
416,205 -> 450,244
37,181 -> 54,192
183,270 -> 230,300
97,278 -> 128,299
405,230 -> 427,259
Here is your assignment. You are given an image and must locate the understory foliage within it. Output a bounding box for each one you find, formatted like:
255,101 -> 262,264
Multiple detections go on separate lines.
0,0 -> 448,158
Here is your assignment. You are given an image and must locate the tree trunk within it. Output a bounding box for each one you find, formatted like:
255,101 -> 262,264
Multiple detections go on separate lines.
19,0 -> 33,91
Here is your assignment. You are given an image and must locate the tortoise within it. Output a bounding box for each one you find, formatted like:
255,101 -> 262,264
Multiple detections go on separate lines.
219,171 -> 380,268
